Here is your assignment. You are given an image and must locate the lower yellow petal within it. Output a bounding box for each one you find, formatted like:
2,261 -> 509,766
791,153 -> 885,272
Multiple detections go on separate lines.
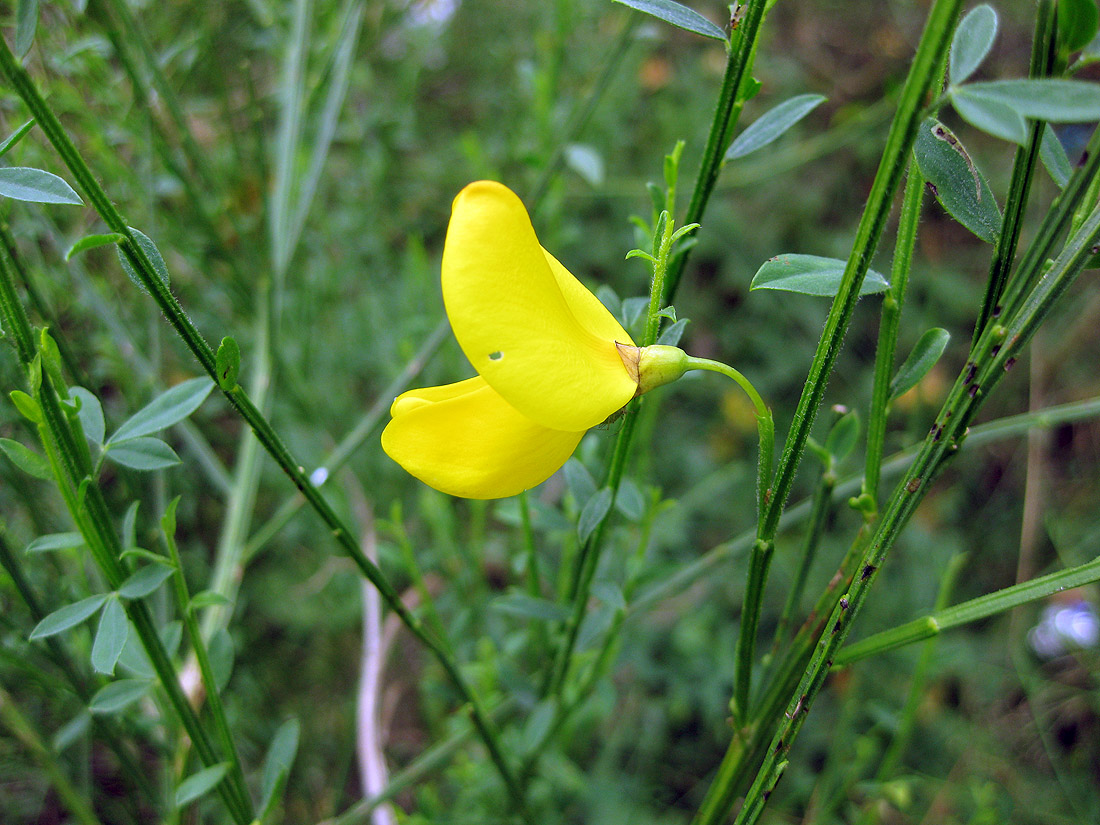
381,376 -> 583,500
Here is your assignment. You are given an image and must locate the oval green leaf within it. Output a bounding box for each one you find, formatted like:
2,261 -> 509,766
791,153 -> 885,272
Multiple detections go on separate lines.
260,718 -> 301,815
9,390 -> 42,424
66,233 -> 125,261
90,596 -> 128,675
0,437 -> 52,480
750,254 -> 890,297
69,387 -> 105,445
914,119 -> 1002,243
215,336 -> 240,390
105,437 -> 181,471
578,487 -> 614,544
950,89 -> 1028,144
118,563 -> 175,600
175,762 -> 230,808
492,592 -> 571,623
1059,0 -> 1099,53
0,120 -> 35,159
26,532 -> 85,554
89,679 -> 153,714
0,166 -> 82,205
30,594 -> 108,640
1040,124 -> 1073,188
949,5 -> 998,85
956,78 -> 1100,124
611,0 -> 727,42
117,228 -> 170,294
726,94 -> 826,160
109,377 -> 214,443
890,328 -> 951,400
825,410 -> 861,463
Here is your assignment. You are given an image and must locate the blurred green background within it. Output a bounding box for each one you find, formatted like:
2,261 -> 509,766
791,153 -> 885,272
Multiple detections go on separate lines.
1,1 -> 1099,823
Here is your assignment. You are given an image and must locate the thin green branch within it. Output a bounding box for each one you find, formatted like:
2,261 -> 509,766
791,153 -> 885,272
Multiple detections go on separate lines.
663,0 -> 769,304
864,158 -> 924,505
972,0 -> 1057,344
835,551 -> 1100,667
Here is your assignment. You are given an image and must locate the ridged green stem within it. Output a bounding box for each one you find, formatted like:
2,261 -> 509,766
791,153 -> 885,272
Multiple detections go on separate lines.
662,0 -> 769,304
971,0 -> 1056,345
864,158 -> 924,505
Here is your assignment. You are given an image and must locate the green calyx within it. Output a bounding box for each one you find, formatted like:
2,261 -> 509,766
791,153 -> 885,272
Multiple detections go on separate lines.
616,343 -> 690,396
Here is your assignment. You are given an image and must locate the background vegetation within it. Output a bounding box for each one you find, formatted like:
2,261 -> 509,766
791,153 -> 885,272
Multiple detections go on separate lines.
1,1 -> 1098,823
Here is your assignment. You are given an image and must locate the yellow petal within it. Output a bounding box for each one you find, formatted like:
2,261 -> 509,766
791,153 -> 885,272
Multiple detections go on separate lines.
441,181 -> 636,432
381,376 -> 583,499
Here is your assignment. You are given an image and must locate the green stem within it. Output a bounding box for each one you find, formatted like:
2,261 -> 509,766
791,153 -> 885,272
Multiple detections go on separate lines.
162,501 -> 252,818
864,158 -> 924,505
769,464 -> 834,657
0,35 -> 524,811
837,550 -> 1100,667
681,356 -> 773,721
971,0 -> 1056,345
662,0 -> 769,305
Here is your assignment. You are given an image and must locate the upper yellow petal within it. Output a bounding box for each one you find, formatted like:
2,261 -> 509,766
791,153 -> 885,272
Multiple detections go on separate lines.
380,376 -> 584,500
441,181 -> 637,432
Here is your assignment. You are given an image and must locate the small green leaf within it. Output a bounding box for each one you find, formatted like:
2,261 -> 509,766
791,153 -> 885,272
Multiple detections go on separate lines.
614,477 -> 646,522
950,89 -> 1028,144
215,337 -> 240,390
0,437 -> 52,480
188,590 -> 232,612
25,532 -> 84,554
9,390 -> 42,424
15,0 -> 39,58
65,233 -> 125,261
0,120 -> 35,159
69,387 -> 105,445
1040,124 -> 1073,188
492,592 -> 571,623
104,437 -> 181,471
578,487 -> 614,544
592,581 -> 626,610
260,718 -> 300,816
825,410 -> 861,463
725,94 -> 826,160
121,500 -> 141,550
109,377 -> 214,443
29,594 -> 108,640
175,763 -> 230,808
91,596 -> 128,675
890,328 -> 951,400
117,228 -> 170,294
620,296 -> 650,330
209,628 -> 235,693
657,317 -> 689,346
611,0 -> 727,41
118,563 -> 175,600
53,710 -> 91,752
563,143 -> 605,186
88,679 -> 153,714
563,458 -> 597,509
0,167 -> 82,205
949,5 -> 998,84
914,119 -> 1002,243
750,254 -> 889,297
1058,0 -> 1099,53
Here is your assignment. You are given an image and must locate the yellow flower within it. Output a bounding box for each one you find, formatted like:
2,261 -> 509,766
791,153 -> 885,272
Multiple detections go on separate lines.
381,181 -> 639,499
